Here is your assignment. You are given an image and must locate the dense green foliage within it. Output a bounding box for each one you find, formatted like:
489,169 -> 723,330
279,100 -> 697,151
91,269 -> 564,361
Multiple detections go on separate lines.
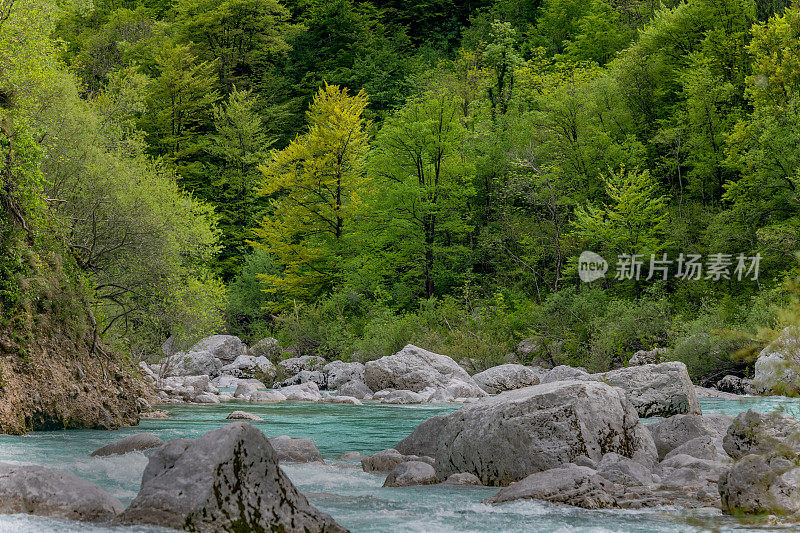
7,0 -> 800,380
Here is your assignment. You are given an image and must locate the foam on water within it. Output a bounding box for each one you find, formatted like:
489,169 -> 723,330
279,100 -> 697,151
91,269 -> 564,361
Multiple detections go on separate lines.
0,396 -> 794,532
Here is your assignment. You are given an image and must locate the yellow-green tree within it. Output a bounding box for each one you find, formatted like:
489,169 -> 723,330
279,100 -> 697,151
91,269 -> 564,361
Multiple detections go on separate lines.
253,83 -> 370,305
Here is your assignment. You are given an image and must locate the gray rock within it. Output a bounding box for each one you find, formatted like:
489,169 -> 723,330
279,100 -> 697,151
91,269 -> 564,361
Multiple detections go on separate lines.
597,452 -> 653,487
364,344 -> 475,393
191,392 -> 220,404
323,361 -> 366,390
540,365 -> 592,384
472,364 -> 541,394
443,472 -> 481,485
596,362 -> 701,418
338,380 -> 372,399
278,370 -> 327,389
116,423 -> 345,532
90,433 -> 164,456
360,449 -> 433,473
322,394 -> 362,405
628,348 -> 668,366
694,386 -> 742,399
716,375 -> 754,395
189,335 -> 247,363
723,409 -> 800,460
433,380 -> 657,486
249,337 -> 279,359
719,453 -> 800,515
753,326 -> 800,394
170,350 -> 223,378
0,462 -> 123,522
221,355 -> 276,383
227,411 -> 264,421
249,390 -> 286,402
395,414 -> 449,457
647,414 -> 732,460
485,464 -> 617,508
361,449 -> 405,472
383,461 -> 437,487
268,436 -> 324,463
279,355 -> 327,375
234,382 -> 258,399
212,375 -> 266,389
374,389 -> 425,404
663,435 -> 730,463
658,453 -> 728,489
444,378 -> 488,399
280,381 -> 323,401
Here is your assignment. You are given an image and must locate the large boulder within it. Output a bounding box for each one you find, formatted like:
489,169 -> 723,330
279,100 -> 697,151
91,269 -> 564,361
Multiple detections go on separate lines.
540,365 -> 592,384
472,364 -> 541,394
364,344 -> 476,393
723,410 -> 800,460
249,337 -> 279,359
657,453 -> 729,491
719,453 -> 800,515
433,380 -> 657,486
0,463 -> 123,522
189,335 -> 247,363
596,452 -> 653,487
596,362 -> 701,418
90,433 -> 164,456
280,381 -> 323,401
278,370 -> 327,389
485,464 -> 617,509
116,422 -> 346,532
337,380 -> 372,399
753,326 -> 800,394
323,361 -> 366,390
716,375 -> 754,395
646,414 -> 732,460
170,350 -> 223,378
279,355 -> 326,375
395,414 -> 449,457
383,461 -> 437,487
268,436 -> 324,463
221,355 -> 276,383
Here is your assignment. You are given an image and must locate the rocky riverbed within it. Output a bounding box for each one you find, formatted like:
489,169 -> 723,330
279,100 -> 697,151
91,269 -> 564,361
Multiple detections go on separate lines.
3,334 -> 800,532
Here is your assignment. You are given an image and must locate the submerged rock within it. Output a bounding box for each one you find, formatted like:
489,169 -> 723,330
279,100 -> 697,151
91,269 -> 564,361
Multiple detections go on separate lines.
364,344 -> 476,393
383,461 -> 437,487
596,362 -> 701,418
90,433 -> 164,457
433,380 -> 657,486
472,364 -> 541,394
0,462 -> 123,522
116,422 -> 345,532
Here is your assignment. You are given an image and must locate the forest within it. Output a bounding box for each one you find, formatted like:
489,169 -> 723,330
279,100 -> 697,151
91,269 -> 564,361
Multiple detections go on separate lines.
2,0 -> 800,384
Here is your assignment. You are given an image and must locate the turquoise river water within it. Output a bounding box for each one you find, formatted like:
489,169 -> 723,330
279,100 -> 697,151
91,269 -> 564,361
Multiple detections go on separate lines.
0,395 -> 798,532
